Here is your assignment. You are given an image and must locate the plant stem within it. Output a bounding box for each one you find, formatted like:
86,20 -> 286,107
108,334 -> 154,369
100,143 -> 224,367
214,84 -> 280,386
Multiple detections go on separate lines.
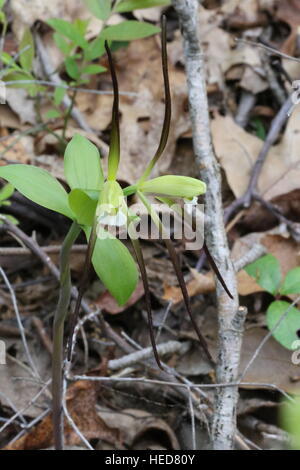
62,88 -> 77,144
52,221 -> 80,450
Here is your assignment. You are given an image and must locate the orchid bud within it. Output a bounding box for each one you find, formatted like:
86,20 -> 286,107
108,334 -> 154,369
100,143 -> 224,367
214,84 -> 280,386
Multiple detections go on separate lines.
139,175 -> 206,199
97,180 -> 127,227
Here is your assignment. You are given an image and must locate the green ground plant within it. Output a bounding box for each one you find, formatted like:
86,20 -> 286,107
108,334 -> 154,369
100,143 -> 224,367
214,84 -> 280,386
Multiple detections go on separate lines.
245,254 -> 300,350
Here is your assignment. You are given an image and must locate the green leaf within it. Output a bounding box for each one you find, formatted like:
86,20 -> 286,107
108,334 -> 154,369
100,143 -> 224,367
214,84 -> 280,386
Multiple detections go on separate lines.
74,18 -> 89,38
84,0 -> 111,21
64,134 -> 104,190
53,33 -> 73,56
89,226 -> 138,305
266,300 -> 300,349
45,109 -> 61,120
65,56 -> 80,80
54,84 -> 66,106
280,267 -> 300,295
83,36 -> 105,61
244,254 -> 281,295
1,52 -> 20,69
140,175 -> 206,198
0,164 -> 73,218
47,19 -> 88,49
0,0 -> 5,9
19,28 -> 34,72
0,183 -> 14,202
68,189 -> 97,226
116,0 -> 171,12
281,397 -> 300,450
101,21 -> 160,41
81,64 -> 106,75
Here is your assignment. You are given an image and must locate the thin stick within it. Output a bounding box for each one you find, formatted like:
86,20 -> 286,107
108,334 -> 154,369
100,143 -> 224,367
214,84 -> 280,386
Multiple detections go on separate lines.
0,266 -> 39,378
4,80 -> 137,97
236,38 -> 300,63
171,0 -> 243,450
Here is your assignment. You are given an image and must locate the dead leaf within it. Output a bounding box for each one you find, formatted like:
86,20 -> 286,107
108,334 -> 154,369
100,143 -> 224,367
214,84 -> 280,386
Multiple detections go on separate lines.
10,0 -> 103,41
5,89 -> 36,125
212,105 -> 300,201
240,328 -> 300,393
95,281 -> 145,314
221,0 -> 269,30
0,342 -> 49,420
0,135 -> 34,164
0,106 -> 22,130
168,5 -> 266,94
4,381 -> 121,450
97,408 -> 180,450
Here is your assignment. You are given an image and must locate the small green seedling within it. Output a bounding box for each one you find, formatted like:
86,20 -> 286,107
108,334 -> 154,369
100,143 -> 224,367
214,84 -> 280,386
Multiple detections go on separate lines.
0,18 -> 231,449
1,27 -> 43,97
0,183 -> 17,224
245,254 -> 300,350
1,1 -> 168,144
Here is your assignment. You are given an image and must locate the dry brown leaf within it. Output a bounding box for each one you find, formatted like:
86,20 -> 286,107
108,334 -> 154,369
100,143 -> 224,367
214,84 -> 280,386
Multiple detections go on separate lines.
240,328 -> 300,393
97,408 -> 180,450
0,135 -> 34,164
5,89 -> 36,125
4,381 -> 121,450
168,5 -> 266,94
163,269 -> 214,304
0,341 -> 49,420
95,281 -> 145,314
221,0 -> 269,30
0,106 -> 22,130
10,0 -> 104,41
133,7 -> 165,22
163,266 -> 263,301
212,105 -> 300,201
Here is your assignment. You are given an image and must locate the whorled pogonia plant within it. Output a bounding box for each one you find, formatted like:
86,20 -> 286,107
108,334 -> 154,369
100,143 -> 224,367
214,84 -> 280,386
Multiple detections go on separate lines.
0,16 -> 232,449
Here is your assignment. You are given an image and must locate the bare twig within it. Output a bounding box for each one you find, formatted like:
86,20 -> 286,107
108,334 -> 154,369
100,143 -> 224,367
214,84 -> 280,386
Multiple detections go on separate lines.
171,0 -> 243,449
233,242 -> 267,272
108,341 -> 190,371
0,244 -> 87,256
4,80 -> 137,97
0,266 -> 39,378
236,38 -> 300,64
0,380 -> 50,435
32,316 -> 53,355
224,96 -> 294,223
62,380 -> 94,450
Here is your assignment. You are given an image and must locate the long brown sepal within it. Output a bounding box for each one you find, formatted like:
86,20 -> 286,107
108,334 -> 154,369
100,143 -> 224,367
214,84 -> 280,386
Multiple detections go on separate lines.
131,237 -> 163,369
203,242 -> 233,299
164,239 -> 214,364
